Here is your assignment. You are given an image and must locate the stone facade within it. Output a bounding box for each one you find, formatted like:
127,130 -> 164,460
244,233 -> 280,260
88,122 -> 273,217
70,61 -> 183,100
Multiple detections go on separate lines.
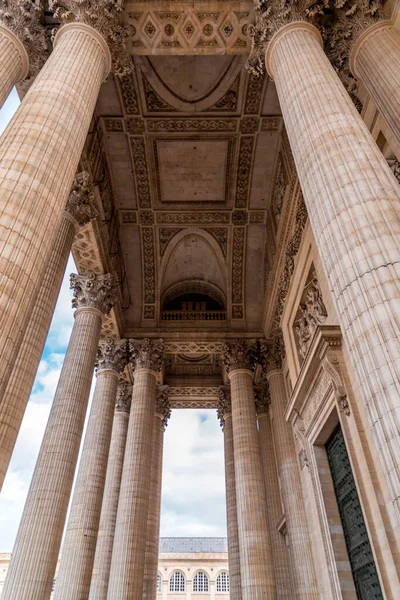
0,0 -> 400,598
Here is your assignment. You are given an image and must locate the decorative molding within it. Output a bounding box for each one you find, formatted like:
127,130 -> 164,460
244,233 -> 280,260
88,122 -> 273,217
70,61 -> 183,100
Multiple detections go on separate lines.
249,211 -> 264,223
120,210 -> 137,224
70,271 -> 116,315
271,157 -> 286,226
159,227 -> 182,256
126,117 -> 145,134
232,226 -> 245,304
147,118 -> 237,133
129,338 -> 164,371
156,212 -> 230,224
104,118 -> 124,132
261,116 -> 282,131
116,380 -> 132,413
387,156 -> 400,185
170,398 -> 218,409
204,228 -> 228,257
232,210 -> 248,225
0,0 -> 47,80
117,73 -> 140,115
142,73 -> 176,112
244,72 -> 265,114
156,385 -> 171,427
140,227 -> 156,303
239,116 -> 259,133
322,351 -> 350,416
217,386 -> 231,428
96,338 -> 128,372
235,136 -> 255,208
221,339 -> 257,372
206,74 -> 240,112
164,341 -> 226,354
139,210 -> 154,225
130,137 -> 151,208
66,171 -> 97,226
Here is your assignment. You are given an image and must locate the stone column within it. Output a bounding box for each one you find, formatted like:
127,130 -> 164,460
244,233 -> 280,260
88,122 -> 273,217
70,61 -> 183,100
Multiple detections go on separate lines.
142,386 -> 171,600
222,340 -> 276,600
88,380 -> 132,600
350,22 -> 400,150
0,15 -> 112,405
107,338 -> 164,600
0,172 -> 96,491
255,388 -> 292,599
54,338 -> 128,600
217,387 -> 242,600
260,338 -> 318,599
2,273 -> 116,600
264,20 -> 400,520
0,0 -> 47,109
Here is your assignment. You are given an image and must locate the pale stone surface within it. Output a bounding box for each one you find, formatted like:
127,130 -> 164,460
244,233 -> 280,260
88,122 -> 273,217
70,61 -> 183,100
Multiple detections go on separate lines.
107,368 -> 158,600
228,368 -> 276,599
0,212 -> 76,491
54,340 -> 127,600
257,410 -> 292,598
0,25 -> 28,108
88,382 -> 132,600
266,21 -> 400,522
351,22 -> 400,151
267,369 -> 318,599
0,22 -> 109,407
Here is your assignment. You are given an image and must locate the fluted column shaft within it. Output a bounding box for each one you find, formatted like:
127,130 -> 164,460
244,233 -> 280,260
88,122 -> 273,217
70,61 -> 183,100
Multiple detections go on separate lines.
107,369 -> 158,600
351,22 -> 400,149
142,413 -> 165,600
223,413 -> 242,600
267,370 -> 317,598
266,21 -> 400,520
0,22 -> 109,402
229,368 -> 276,599
0,25 -> 28,108
258,412 -> 292,598
88,384 -> 131,600
2,306 -> 103,600
54,363 -> 124,600
0,211 -> 77,490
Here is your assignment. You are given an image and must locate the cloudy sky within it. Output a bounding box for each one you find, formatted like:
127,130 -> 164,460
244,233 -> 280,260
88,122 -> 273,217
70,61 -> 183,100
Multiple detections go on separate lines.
0,90 -> 226,552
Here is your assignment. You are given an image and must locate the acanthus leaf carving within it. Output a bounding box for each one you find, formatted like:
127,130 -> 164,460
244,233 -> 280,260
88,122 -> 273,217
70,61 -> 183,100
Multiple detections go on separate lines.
116,379 -> 132,413
156,385 -> 171,428
259,334 -> 285,373
129,338 -> 164,372
66,171 -> 98,226
96,337 -> 128,373
254,386 -> 271,415
217,385 -> 231,429
221,339 -> 257,373
70,271 -> 116,315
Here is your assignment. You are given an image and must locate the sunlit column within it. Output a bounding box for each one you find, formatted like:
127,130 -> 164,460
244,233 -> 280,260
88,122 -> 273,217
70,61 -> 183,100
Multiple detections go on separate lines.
88,380 -> 132,600
0,172 -> 96,491
143,386 -> 171,600
350,22 -> 400,149
222,340 -> 276,599
54,338 -> 128,600
217,386 -> 242,600
0,18 -> 111,406
2,273 -> 116,600
107,339 -> 164,600
255,388 -> 292,599
265,20 -> 400,520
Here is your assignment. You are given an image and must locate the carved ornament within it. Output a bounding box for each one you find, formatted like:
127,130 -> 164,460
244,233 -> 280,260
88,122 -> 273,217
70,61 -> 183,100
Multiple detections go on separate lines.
156,385 -> 171,428
294,271 -> 328,359
70,271 -> 116,315
0,0 -> 47,80
129,338 -> 164,372
259,335 -> 285,373
235,136 -> 255,208
254,386 -> 271,415
322,351 -> 350,416
387,156 -> 400,186
66,171 -> 97,227
116,380 -> 132,413
217,386 -> 231,429
96,338 -> 128,373
221,339 -> 257,373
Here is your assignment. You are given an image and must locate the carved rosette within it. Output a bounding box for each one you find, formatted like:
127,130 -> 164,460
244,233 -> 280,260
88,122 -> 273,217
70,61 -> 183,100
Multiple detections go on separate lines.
115,380 -> 132,413
221,339 -> 257,373
65,171 -> 97,227
155,385 -> 171,429
70,271 -> 116,315
51,0 -> 134,77
0,0 -> 48,80
129,338 -> 164,373
217,386 -> 231,430
96,338 -> 128,373
259,335 -> 286,374
254,387 -> 271,416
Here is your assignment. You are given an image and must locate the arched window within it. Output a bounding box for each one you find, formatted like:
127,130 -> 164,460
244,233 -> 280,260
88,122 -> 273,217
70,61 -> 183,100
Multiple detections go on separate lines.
169,571 -> 185,592
193,571 -> 209,592
216,572 -> 230,592
157,572 -> 162,593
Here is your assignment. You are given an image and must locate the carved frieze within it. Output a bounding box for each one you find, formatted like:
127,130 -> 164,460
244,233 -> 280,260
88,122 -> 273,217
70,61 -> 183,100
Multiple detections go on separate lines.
129,338 -> 164,371
147,119 -> 237,133
130,137 -> 151,208
232,226 -> 245,304
156,212 -> 230,224
163,341 -> 226,354
140,227 -> 156,304
70,271 -> 116,315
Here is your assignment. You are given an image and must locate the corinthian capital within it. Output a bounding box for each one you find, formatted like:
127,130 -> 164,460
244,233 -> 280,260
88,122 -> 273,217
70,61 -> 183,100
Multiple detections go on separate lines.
116,380 -> 132,413
221,339 -> 257,373
96,338 -> 128,373
254,387 -> 271,416
259,335 -> 286,373
70,271 -> 116,315
51,0 -> 133,77
217,386 -> 231,430
66,171 -> 97,226
0,1 -> 47,79
129,338 -> 164,373
156,385 -> 171,429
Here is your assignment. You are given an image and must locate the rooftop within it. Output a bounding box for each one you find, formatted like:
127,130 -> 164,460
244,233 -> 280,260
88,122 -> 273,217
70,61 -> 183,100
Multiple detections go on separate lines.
159,538 -> 228,553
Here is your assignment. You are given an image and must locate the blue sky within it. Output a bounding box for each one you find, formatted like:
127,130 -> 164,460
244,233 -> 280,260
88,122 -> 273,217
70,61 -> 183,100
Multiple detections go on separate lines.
0,89 -> 226,551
